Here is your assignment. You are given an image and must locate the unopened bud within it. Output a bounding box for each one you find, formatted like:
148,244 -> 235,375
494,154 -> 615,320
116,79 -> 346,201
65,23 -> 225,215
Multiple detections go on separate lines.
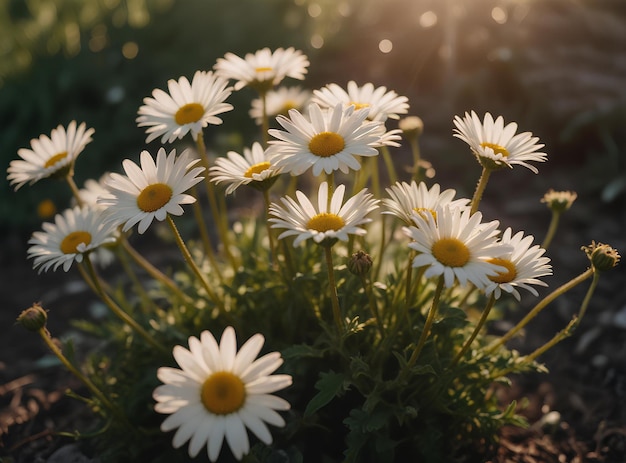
541,189 -> 577,213
17,302 -> 48,331
348,250 -> 373,276
399,116 -> 424,140
582,241 -> 620,272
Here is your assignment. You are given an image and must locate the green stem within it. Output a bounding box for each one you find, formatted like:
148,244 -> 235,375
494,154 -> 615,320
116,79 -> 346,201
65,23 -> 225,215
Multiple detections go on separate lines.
260,90 -> 269,148
451,294 -> 496,366
37,327 -> 118,414
324,244 -> 343,331
470,167 -> 492,215
114,245 -> 156,312
407,275 -> 445,368
195,132 -> 237,269
578,271 -> 600,320
263,189 -> 278,270
82,258 -> 167,354
120,236 -> 192,304
190,184 -> 224,283
380,145 -> 398,185
360,274 -> 384,336
166,215 -> 224,312
410,138 -> 421,183
542,211 -> 561,250
484,267 -> 594,355
66,174 -> 84,207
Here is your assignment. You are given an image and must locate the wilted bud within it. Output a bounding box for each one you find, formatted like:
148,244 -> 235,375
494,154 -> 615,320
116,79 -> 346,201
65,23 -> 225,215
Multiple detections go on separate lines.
582,241 -> 620,272
17,302 -> 48,331
399,116 -> 424,140
348,250 -> 373,276
541,189 -> 577,213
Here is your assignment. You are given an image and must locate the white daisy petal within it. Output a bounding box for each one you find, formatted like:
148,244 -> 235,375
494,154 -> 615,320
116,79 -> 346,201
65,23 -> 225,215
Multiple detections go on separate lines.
153,326 -> 292,461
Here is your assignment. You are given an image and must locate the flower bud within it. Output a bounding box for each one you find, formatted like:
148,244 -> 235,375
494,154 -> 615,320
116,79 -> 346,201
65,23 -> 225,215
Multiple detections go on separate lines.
348,250 -> 373,276
541,189 -> 577,213
17,302 -> 48,331
582,241 -> 620,272
399,116 -> 424,140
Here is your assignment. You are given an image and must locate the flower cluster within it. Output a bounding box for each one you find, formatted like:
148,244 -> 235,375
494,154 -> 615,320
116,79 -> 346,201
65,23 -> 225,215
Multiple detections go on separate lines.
8,47 -> 616,462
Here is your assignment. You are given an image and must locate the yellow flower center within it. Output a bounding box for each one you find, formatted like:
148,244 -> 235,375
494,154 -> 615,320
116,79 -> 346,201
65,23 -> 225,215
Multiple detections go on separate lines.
308,132 -> 345,158
413,207 -> 437,222
244,161 -> 271,178
307,212 -> 345,232
136,183 -> 173,212
431,237 -> 470,267
200,371 -> 246,415
37,199 -> 56,219
480,142 -> 509,157
60,231 -> 92,254
174,103 -> 204,125
255,66 -> 273,73
279,100 -> 298,114
487,257 -> 517,283
349,101 -> 371,111
44,151 -> 68,169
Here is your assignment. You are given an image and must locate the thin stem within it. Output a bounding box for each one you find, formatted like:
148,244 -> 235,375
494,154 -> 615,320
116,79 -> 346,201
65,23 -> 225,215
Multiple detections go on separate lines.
360,274 -> 384,336
83,258 -> 167,354
578,271 -> 600,320
410,138 -> 421,183
262,189 -> 278,270
542,211 -> 561,250
484,267 -> 594,355
380,145 -> 398,185
37,327 -> 117,413
260,90 -> 269,148
166,215 -> 224,311
195,132 -> 237,269
404,250 -> 415,307
451,293 -> 496,366
114,245 -> 156,312
66,174 -> 84,206
323,244 -> 343,331
470,167 -> 492,215
407,275 -> 445,368
120,236 -> 192,304
190,185 -> 224,283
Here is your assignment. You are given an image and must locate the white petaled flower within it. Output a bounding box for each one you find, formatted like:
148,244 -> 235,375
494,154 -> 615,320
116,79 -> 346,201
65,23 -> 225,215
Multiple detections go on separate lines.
98,148 -> 205,234
269,182 -> 379,246
214,47 -> 309,92
402,205 -> 510,289
153,327 -> 292,462
136,71 -> 233,144
27,206 -> 118,273
453,111 -> 547,173
249,86 -> 311,126
383,181 -> 470,225
312,81 -> 409,122
209,142 -> 281,195
7,121 -> 94,190
76,174 -> 112,210
484,228 -> 552,301
267,103 -> 384,177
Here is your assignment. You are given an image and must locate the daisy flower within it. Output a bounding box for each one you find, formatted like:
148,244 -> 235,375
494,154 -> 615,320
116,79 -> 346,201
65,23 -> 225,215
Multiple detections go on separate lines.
136,70 -> 233,144
453,111 -> 547,173
267,103 -> 384,177
312,80 -> 410,122
7,121 -> 94,190
249,86 -> 311,125
153,326 -> 292,462
27,206 -> 117,273
209,142 -> 281,194
541,189 -> 577,213
75,174 -> 112,210
402,205 -> 510,288
98,148 -> 205,234
383,181 -> 470,225
214,47 -> 309,92
269,182 -> 379,246
484,228 -> 552,301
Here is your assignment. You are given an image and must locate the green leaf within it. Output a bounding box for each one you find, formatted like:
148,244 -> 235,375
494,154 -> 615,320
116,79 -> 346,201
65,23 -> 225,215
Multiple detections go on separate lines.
304,371 -> 348,417
281,344 -> 325,360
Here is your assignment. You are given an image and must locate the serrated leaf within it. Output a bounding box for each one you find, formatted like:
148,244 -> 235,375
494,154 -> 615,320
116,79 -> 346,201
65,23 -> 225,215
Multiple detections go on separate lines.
304,371 -> 348,417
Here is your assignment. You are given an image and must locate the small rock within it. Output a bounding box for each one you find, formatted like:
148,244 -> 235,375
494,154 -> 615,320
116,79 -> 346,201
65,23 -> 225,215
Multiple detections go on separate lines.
612,305 -> 626,329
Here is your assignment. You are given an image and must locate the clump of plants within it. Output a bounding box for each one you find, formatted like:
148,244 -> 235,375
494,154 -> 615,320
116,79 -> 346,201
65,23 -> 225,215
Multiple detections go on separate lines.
10,47 -> 619,462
